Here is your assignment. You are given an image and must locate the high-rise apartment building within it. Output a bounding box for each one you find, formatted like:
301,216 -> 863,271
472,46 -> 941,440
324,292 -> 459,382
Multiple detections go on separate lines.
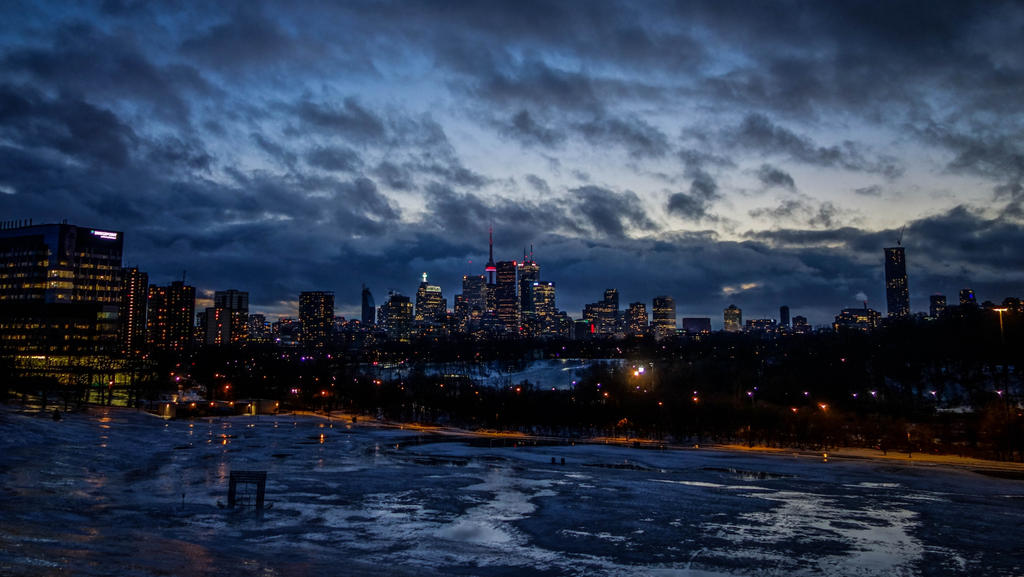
723,304 -> 743,333
0,222 -> 124,355
884,246 -> 910,318
652,296 -> 676,340
626,302 -> 648,337
299,291 -> 334,350
929,294 -> 947,318
119,266 -> 148,355
210,289 -> 248,344
148,281 -> 196,352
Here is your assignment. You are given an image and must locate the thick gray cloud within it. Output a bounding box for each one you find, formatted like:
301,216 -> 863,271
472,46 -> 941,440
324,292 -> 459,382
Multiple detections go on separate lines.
728,114 -> 904,177
1,0 -> 1021,324
574,115 -> 670,159
0,84 -> 137,168
756,164 -> 796,191
502,109 -> 567,147
306,145 -> 362,172
571,186 -> 656,238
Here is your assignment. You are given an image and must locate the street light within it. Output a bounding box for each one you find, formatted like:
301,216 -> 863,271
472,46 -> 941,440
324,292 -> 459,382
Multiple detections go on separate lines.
993,307 -> 1008,345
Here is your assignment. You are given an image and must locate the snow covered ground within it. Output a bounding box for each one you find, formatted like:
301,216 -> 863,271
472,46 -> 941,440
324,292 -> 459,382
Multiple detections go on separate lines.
1,406 -> 1022,576
362,358 -> 626,389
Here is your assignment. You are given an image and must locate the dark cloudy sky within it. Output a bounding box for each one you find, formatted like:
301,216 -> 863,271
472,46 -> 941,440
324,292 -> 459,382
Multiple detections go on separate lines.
2,1 -> 1023,326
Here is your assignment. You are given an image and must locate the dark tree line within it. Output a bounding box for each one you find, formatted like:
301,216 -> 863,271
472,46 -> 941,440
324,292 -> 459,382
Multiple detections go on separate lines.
5,308 -> 1020,461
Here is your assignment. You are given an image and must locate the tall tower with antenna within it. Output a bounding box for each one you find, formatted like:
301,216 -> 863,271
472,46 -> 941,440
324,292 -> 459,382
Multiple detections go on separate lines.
485,226 -> 497,284
884,227 -> 910,318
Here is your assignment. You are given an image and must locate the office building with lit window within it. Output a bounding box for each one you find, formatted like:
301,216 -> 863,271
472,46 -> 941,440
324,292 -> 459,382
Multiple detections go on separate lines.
378,293 -> 414,342
527,280 -> 557,337
929,294 -> 947,318
626,302 -> 648,337
652,296 -> 676,340
723,304 -> 742,333
415,273 -> 446,323
518,255 -> 540,315
0,222 -> 124,355
583,289 -> 619,335
495,261 -> 520,331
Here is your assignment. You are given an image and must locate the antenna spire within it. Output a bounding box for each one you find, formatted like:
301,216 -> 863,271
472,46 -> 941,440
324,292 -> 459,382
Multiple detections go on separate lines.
485,225 -> 497,283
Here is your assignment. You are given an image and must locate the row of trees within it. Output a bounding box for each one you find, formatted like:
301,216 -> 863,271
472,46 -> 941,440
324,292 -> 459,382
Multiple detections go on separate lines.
3,309 -> 1021,460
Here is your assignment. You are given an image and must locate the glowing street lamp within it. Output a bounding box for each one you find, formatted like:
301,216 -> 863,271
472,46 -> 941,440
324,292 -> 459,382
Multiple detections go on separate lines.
993,307 -> 1008,345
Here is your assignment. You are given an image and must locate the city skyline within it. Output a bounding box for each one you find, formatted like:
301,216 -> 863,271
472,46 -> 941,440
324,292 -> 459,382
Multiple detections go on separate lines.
1,2 -> 1023,326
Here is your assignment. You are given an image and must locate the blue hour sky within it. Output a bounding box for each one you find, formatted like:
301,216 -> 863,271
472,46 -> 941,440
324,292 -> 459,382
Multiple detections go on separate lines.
1,1 -> 1022,326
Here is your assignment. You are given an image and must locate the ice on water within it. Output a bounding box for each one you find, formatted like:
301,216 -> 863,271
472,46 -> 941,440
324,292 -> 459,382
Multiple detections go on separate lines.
1,407 -> 1021,576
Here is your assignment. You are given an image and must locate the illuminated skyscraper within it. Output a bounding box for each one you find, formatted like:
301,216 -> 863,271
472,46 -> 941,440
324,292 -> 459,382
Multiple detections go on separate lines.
584,289 -> 620,334
0,222 -> 124,355
929,294 -> 947,318
884,246 -> 910,318
461,274 -> 487,313
495,261 -> 519,331
723,304 -> 742,333
299,291 -> 334,351
378,293 -> 413,341
528,280 -> 557,336
532,281 -> 556,316
361,285 -> 375,326
148,281 -> 196,352
415,273 -> 446,323
652,296 -> 676,339
119,266 -> 148,356
626,302 -> 648,336
518,250 -> 540,314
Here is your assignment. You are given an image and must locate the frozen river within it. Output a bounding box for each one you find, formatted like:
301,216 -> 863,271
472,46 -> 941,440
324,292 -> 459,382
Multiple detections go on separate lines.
1,407 -> 1022,576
